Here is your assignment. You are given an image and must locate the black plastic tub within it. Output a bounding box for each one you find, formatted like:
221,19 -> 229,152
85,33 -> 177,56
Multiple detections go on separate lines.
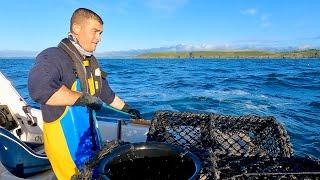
97,142 -> 201,180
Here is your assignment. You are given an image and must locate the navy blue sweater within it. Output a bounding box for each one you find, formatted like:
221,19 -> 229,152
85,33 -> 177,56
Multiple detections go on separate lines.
28,47 -> 115,122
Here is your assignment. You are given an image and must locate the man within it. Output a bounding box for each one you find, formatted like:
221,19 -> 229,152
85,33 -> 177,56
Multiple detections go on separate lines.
28,8 -> 140,179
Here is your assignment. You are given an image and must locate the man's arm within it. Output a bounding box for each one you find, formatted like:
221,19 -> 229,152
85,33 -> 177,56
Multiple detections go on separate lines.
109,95 -> 126,110
45,85 -> 82,106
97,70 -> 140,118
109,95 -> 141,119
44,82 -> 125,108
43,77 -> 140,117
46,86 -> 105,111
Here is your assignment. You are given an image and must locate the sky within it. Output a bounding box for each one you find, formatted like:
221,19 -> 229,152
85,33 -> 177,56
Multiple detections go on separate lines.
0,0 -> 319,53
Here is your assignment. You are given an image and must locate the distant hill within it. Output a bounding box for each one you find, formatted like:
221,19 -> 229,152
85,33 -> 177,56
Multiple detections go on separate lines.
1,48 -> 319,59
137,49 -> 320,59
96,44 -> 302,58
0,50 -> 38,58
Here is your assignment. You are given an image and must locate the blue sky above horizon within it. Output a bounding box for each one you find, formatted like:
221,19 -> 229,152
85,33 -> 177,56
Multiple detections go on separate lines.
1,0 -> 320,52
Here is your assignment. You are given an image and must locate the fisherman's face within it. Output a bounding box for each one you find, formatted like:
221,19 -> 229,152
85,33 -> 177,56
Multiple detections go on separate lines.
73,18 -> 103,52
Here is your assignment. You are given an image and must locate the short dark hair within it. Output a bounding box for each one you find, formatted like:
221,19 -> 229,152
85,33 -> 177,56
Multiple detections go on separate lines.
70,8 -> 103,32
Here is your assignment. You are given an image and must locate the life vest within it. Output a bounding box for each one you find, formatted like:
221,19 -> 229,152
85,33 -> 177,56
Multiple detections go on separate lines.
58,38 -> 107,96
42,38 -> 104,179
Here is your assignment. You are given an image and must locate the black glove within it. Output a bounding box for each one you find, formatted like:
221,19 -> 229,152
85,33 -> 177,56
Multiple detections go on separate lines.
121,104 -> 141,119
74,93 -> 103,111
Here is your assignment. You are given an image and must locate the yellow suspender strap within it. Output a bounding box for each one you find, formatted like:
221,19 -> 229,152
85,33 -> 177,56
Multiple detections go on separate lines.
88,77 -> 96,95
83,59 -> 100,95
83,60 -> 90,67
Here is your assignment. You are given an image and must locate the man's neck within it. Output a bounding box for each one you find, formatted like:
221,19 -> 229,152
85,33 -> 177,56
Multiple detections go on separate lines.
68,33 -> 93,57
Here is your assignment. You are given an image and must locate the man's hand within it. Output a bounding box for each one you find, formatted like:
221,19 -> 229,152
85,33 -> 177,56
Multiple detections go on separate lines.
122,104 -> 141,119
74,93 -> 103,110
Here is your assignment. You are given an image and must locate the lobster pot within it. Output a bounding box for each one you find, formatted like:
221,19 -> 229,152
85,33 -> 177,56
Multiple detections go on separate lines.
147,111 -> 320,179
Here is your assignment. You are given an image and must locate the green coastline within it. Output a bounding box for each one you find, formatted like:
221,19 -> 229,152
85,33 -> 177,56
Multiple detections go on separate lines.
137,49 -> 320,59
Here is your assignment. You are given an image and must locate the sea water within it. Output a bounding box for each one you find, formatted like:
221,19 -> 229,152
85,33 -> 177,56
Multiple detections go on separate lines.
0,58 -> 319,158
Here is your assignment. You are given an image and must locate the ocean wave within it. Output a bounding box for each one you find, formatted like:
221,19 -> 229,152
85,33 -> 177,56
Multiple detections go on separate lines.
163,80 -> 192,88
267,72 -> 287,78
309,102 -> 320,109
221,78 -> 244,84
298,71 -> 320,77
228,89 -> 250,96
206,68 -> 231,73
263,76 -> 299,88
244,101 -> 269,111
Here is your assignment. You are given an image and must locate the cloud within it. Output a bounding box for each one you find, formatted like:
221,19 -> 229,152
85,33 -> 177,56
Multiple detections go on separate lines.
298,44 -> 313,50
261,21 -> 271,27
241,8 -> 272,28
296,35 -> 320,41
260,14 -> 272,27
241,8 -> 258,16
232,39 -> 283,46
145,0 -> 189,13
260,14 -> 269,21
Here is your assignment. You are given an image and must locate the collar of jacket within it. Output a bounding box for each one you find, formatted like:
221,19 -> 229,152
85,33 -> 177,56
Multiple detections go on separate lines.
68,33 -> 93,57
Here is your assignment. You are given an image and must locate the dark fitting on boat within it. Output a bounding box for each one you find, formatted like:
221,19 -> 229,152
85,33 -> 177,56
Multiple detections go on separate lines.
96,142 -> 201,180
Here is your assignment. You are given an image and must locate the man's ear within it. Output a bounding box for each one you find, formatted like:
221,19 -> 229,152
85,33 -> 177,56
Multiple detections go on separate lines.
72,23 -> 81,35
